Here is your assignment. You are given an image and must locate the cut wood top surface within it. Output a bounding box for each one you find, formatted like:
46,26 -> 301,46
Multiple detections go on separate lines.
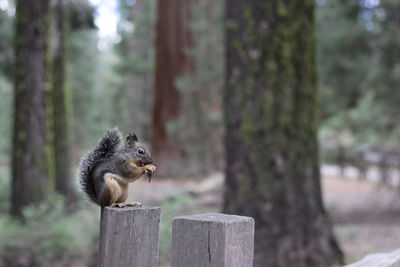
174,213 -> 254,223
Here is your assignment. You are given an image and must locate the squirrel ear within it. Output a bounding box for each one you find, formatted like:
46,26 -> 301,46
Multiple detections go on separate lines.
125,133 -> 138,147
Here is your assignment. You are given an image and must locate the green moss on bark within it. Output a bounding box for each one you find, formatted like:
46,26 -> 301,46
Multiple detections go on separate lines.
223,0 -> 343,266
11,0 -> 51,218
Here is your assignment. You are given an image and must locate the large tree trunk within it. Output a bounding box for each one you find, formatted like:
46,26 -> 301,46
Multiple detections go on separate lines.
11,0 -> 51,217
223,1 -> 343,266
51,0 -> 75,203
151,0 -> 194,174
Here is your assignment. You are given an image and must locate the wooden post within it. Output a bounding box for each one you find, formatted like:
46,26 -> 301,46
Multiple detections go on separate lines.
99,206 -> 161,267
345,249 -> 400,267
171,213 -> 255,267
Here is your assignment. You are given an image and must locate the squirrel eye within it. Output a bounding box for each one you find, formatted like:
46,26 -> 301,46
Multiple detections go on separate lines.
138,148 -> 144,155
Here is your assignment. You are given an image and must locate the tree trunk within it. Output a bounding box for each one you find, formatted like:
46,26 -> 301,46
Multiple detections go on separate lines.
223,1 -> 343,266
151,0 -> 194,173
51,0 -> 75,203
11,0 -> 51,217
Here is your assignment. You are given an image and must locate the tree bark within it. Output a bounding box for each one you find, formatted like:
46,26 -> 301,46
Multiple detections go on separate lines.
51,0 -> 75,203
151,0 -> 195,172
223,1 -> 343,266
11,0 -> 51,217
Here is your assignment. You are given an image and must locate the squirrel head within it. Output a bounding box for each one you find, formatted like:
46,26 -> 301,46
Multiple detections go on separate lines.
122,133 -> 153,167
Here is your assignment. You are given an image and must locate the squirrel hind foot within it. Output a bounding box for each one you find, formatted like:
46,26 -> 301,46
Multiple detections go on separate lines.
111,202 -> 143,208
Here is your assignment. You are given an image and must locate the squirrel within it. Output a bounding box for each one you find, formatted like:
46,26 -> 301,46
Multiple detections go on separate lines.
77,128 -> 156,207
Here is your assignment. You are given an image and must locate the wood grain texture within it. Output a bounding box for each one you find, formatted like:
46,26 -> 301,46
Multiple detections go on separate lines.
345,249 -> 400,267
99,206 -> 161,267
171,213 -> 254,267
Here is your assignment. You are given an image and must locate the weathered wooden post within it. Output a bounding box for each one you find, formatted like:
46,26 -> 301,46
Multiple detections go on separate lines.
345,249 -> 400,267
99,206 -> 161,267
171,213 -> 255,267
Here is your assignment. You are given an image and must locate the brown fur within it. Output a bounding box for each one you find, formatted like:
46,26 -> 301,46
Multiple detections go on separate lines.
104,173 -> 129,205
99,164 -> 155,206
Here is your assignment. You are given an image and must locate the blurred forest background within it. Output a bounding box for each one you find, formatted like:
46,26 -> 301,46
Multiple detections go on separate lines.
0,0 -> 399,266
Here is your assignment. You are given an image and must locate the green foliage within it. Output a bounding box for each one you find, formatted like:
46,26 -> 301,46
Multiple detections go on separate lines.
0,77 -> 12,158
317,0 -> 400,149
68,28 -> 113,149
111,0 -> 156,140
0,167 -> 10,212
64,0 -> 115,150
0,8 -> 13,158
113,0 -> 224,176
69,0 -> 96,30
0,7 -> 13,80
0,188 -> 99,267
317,0 -> 372,120
171,0 -> 225,175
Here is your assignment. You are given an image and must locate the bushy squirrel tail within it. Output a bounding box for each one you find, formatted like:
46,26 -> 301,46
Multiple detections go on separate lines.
77,128 -> 123,202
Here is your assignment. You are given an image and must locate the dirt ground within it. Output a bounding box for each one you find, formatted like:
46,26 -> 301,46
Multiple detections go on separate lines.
128,170 -> 400,265
323,176 -> 400,263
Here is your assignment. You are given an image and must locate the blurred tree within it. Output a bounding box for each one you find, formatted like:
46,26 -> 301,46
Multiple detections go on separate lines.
317,0 -> 400,159
172,0 -> 225,175
11,0 -> 51,217
117,0 -> 224,176
0,6 -> 13,157
365,0 -> 400,142
50,0 -> 76,203
69,0 -> 95,30
151,0 -> 196,174
223,0 -> 343,266
113,0 -> 156,139
67,1 -> 104,149
0,6 -> 13,81
68,29 -> 104,148
317,0 -> 372,120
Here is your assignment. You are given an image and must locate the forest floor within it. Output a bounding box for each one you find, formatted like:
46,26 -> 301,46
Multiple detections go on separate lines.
128,167 -> 400,265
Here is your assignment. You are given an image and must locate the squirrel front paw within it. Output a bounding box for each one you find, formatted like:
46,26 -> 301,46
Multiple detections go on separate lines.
144,164 -> 156,174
